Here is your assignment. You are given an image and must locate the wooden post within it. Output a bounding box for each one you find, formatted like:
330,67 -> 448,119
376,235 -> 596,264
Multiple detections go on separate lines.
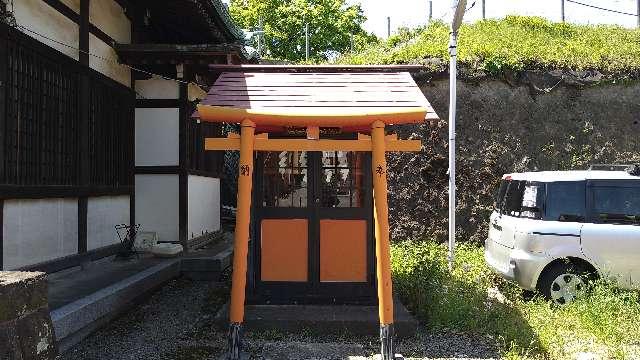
227,119 -> 256,359
371,120 -> 395,359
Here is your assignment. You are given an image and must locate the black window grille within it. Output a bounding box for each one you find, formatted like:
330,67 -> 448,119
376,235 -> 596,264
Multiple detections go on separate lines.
3,27 -> 80,186
1,24 -> 134,189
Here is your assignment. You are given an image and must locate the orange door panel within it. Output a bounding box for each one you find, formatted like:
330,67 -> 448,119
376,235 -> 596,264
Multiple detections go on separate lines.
261,219 -> 308,281
320,219 -> 367,282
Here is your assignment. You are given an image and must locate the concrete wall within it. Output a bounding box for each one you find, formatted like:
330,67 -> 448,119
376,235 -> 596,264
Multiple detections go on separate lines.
135,108 -> 180,166
135,175 -> 179,243
13,0 -> 80,60
2,199 -> 78,270
187,175 -> 221,239
87,196 -> 130,250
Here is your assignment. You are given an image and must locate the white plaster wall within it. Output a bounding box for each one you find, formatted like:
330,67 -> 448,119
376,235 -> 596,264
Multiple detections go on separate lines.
135,108 -> 179,166
135,175 -> 179,243
60,0 -> 80,13
135,77 -> 180,99
187,176 -> 221,239
2,199 -> 78,270
89,0 -> 130,44
13,0 -> 80,60
89,33 -> 130,87
87,196 -> 130,250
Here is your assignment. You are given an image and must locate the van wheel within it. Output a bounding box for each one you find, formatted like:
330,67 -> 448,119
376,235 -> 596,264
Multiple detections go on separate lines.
538,262 -> 590,305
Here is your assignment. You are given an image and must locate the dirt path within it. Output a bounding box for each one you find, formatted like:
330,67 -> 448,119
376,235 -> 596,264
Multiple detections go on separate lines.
58,279 -> 498,360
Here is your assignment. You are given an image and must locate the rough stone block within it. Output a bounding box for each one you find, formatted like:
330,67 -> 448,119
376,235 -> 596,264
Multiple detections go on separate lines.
0,271 -> 57,360
0,272 -> 48,323
15,308 -> 57,360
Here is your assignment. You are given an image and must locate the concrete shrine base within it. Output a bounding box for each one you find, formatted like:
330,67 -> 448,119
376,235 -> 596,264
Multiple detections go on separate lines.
214,297 -> 418,338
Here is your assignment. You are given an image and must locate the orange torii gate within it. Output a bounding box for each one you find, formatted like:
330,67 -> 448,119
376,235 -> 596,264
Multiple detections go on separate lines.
196,65 -> 437,360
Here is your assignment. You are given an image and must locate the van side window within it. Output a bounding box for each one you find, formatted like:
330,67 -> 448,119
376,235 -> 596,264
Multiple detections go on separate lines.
545,182 -> 586,222
592,186 -> 640,225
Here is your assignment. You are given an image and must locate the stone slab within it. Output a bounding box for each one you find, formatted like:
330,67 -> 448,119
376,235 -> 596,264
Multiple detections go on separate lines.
50,259 -> 181,353
0,271 -> 47,322
215,298 -> 418,338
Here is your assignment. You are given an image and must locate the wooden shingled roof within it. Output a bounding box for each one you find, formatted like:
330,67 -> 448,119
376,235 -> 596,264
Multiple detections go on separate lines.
196,70 -> 438,131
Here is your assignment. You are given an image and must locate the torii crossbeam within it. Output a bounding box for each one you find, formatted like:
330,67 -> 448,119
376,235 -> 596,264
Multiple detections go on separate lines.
195,68 -> 437,360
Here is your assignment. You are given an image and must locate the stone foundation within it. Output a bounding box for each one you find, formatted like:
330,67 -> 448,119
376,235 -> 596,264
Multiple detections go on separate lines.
0,271 -> 57,359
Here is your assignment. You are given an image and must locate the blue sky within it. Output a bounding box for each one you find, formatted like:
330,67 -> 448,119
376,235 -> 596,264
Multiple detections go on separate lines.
353,0 -> 639,37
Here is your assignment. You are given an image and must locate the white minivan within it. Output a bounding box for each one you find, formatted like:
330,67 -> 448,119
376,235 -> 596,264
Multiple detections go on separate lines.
485,166 -> 640,304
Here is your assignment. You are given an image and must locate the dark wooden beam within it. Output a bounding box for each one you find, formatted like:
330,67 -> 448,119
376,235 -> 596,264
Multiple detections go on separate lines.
79,0 -> 89,65
178,73 -> 189,247
0,185 -> 133,200
89,24 -> 116,47
0,26 -> 6,184
41,0 -> 120,49
0,199 -> 3,270
78,197 -> 88,254
42,0 -> 80,23
135,166 -> 181,174
136,98 -> 180,108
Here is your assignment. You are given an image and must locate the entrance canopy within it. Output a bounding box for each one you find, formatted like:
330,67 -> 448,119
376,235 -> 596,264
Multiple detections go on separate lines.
196,68 -> 438,133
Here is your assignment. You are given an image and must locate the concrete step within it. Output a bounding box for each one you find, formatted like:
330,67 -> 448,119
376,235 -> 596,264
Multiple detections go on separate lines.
215,298 -> 418,338
50,259 -> 181,353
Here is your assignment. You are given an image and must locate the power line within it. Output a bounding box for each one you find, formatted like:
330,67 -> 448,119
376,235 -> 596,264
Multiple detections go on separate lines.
13,23 -> 206,90
565,0 -> 639,17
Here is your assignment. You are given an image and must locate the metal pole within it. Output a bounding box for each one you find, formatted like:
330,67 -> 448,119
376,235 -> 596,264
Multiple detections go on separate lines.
305,23 -> 309,61
429,1 -> 433,22
561,0 -> 565,22
350,32 -> 354,52
387,16 -> 391,37
637,0 -> 639,28
257,16 -> 263,56
482,0 -> 486,19
448,31 -> 457,271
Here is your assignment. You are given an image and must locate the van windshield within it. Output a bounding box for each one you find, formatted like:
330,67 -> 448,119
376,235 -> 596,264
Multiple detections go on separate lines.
495,179 -> 544,219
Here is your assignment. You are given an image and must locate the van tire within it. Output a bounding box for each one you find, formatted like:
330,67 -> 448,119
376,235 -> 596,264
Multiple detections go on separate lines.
537,261 -> 591,304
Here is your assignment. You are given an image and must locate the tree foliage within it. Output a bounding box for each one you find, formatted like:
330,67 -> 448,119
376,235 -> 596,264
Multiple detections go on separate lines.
229,0 -> 377,62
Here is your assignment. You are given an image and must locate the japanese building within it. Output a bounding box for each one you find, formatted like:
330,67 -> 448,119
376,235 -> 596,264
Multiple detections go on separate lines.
0,0 -> 255,271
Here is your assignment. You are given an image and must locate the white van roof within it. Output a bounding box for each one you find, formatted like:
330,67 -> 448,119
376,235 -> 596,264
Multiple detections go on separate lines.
504,170 -> 639,182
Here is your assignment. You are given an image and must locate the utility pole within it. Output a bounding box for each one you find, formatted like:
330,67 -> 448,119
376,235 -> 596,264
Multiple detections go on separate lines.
387,16 -> 391,37
637,0 -> 639,28
561,0 -> 565,22
350,32 -> 354,53
257,16 -> 263,57
429,1 -> 433,23
448,0 -> 467,271
482,0 -> 486,19
305,23 -> 309,61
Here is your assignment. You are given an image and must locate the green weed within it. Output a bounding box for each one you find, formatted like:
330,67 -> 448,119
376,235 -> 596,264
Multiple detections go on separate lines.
391,240 -> 640,359
340,16 -> 640,79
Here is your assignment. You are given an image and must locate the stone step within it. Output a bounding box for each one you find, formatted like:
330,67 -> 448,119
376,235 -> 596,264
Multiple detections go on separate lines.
215,298 -> 418,338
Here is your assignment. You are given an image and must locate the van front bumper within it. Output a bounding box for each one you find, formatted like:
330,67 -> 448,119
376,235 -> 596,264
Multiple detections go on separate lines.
484,242 -> 548,291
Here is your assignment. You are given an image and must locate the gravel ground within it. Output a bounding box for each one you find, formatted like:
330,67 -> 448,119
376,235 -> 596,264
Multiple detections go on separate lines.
58,279 -> 498,360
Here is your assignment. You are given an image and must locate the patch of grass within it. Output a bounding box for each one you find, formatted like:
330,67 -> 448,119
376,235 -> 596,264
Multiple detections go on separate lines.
391,240 -> 640,359
340,16 -> 640,78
